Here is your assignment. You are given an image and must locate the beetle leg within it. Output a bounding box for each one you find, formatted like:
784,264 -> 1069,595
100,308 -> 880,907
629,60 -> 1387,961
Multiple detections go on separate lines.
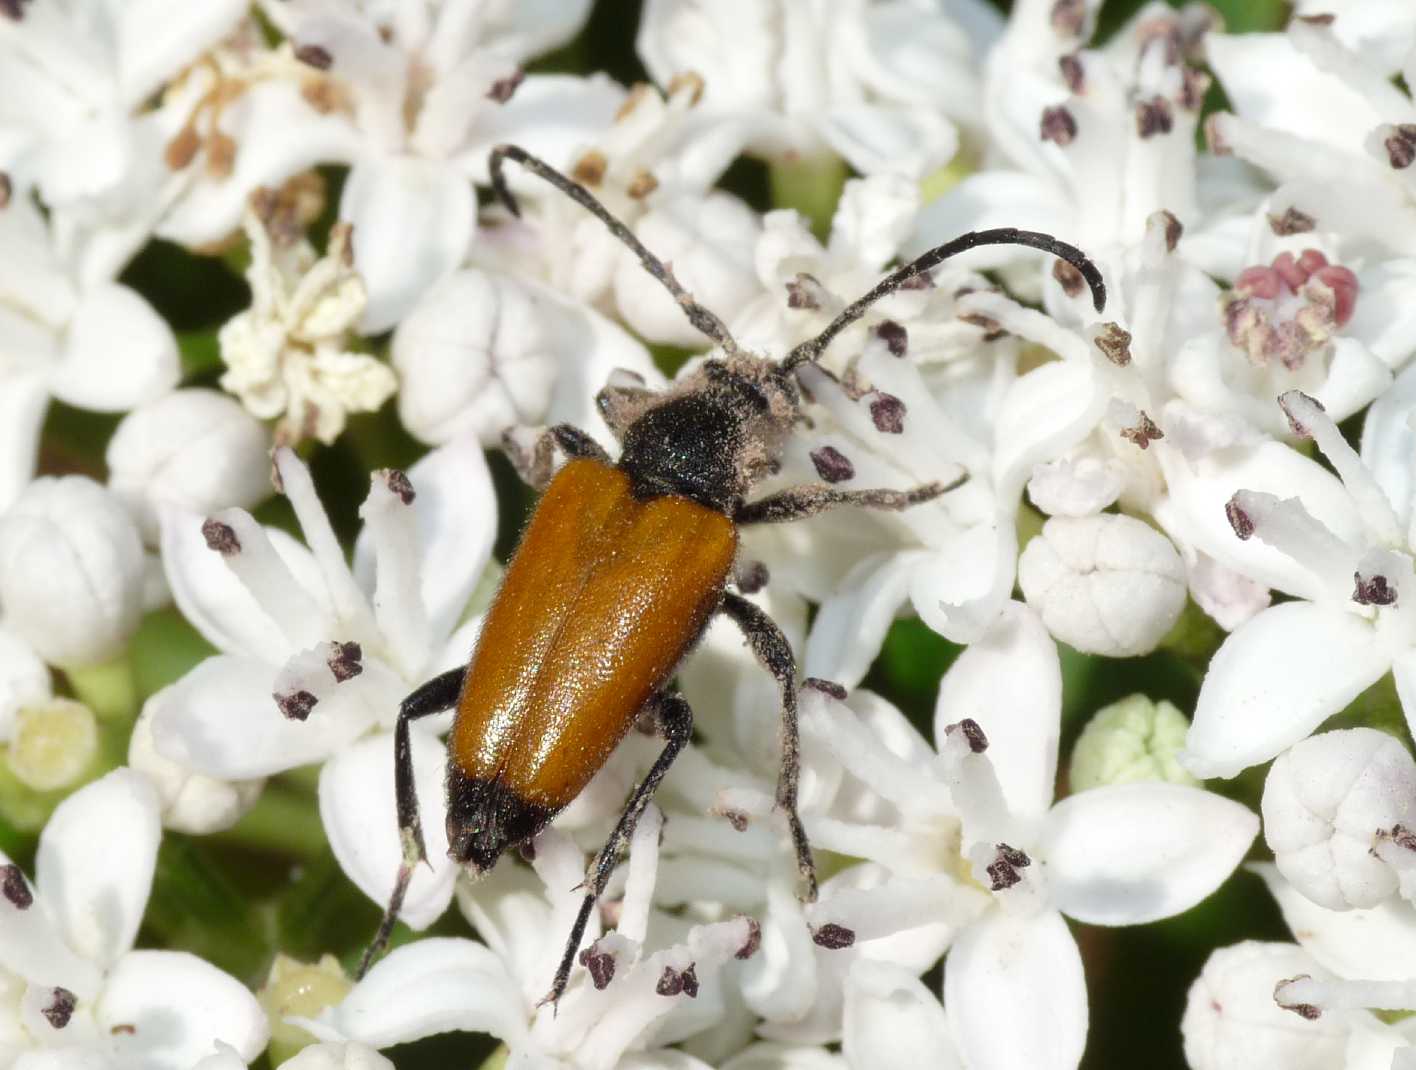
356,665 -> 468,980
719,592 -> 818,903
595,372 -> 655,442
502,423 -> 610,490
544,691 -> 693,1008
734,474 -> 967,525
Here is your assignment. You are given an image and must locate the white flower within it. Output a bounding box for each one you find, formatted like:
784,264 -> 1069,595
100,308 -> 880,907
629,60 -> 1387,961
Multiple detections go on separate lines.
281,1041 -> 394,1070
153,441 -> 495,925
0,768 -> 269,1068
1017,512 -> 1186,656
0,194 -> 180,511
786,602 -> 1257,1069
107,388 -> 273,546
391,267 -> 660,448
1183,388 -> 1416,778
297,811 -> 756,1070
1262,729 -> 1416,911
0,476 -> 145,669
219,200 -> 395,445
636,0 -> 998,177
257,0 -> 616,331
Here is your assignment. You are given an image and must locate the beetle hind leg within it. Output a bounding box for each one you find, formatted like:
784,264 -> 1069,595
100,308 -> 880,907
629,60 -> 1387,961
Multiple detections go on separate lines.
719,592 -> 818,902
543,691 -> 694,1008
356,665 -> 467,980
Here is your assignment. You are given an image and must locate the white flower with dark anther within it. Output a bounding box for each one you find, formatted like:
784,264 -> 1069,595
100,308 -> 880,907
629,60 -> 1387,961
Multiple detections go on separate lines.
0,192 -> 181,512
295,810 -> 758,1070
636,0 -> 1000,178
1017,512 -> 1186,656
1263,729 -> 1416,912
1182,388 -> 1416,778
107,388 -> 273,548
391,267 -> 661,448
775,602 -> 1257,1069
218,197 -> 395,446
0,768 -> 269,1068
0,476 -> 146,670
255,0 -> 618,332
152,442 -> 494,922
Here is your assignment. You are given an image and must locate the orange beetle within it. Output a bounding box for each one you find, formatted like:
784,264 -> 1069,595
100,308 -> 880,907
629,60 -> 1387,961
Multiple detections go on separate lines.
360,144 -> 1106,1002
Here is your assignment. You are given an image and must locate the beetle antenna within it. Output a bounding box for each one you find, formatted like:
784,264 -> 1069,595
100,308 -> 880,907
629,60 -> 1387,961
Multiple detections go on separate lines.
489,144 -> 741,354
781,227 -> 1106,369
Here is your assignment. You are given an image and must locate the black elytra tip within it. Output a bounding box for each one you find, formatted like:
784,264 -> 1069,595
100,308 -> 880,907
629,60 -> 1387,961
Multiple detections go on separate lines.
445,766 -> 552,871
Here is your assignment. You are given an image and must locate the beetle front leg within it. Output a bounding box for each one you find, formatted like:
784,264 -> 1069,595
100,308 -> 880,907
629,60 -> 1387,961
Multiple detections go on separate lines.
719,592 -> 818,903
734,472 -> 967,525
356,665 -> 467,980
544,691 -> 694,1007
502,423 -> 610,490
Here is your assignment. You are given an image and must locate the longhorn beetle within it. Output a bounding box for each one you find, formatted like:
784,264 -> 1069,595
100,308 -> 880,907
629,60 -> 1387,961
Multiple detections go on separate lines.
359,143 -> 1106,1004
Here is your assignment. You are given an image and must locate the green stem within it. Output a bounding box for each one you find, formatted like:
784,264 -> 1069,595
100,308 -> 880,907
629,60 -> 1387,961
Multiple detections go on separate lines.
66,656 -> 138,722
214,785 -> 327,859
768,153 -> 847,240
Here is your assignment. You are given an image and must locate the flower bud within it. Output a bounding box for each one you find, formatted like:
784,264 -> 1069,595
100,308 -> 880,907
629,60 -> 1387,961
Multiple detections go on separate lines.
259,954 -> 356,1066
1070,694 -> 1199,790
1262,728 -> 1416,911
129,688 -> 263,835
6,698 -> 99,792
0,477 -> 145,667
107,389 -> 272,545
1018,514 -> 1186,657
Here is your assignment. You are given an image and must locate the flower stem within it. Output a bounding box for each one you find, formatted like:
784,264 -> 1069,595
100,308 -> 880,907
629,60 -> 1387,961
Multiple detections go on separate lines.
65,656 -> 138,722
214,784 -> 327,859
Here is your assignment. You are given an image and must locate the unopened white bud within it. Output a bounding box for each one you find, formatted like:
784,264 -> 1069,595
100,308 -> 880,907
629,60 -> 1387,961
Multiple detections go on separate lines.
1018,514 -> 1187,657
278,1042 -> 390,1070
107,389 -> 272,544
129,688 -> 263,834
6,698 -> 98,791
0,628 -> 50,742
1071,694 -> 1199,790
1263,729 -> 1416,911
0,476 -> 145,667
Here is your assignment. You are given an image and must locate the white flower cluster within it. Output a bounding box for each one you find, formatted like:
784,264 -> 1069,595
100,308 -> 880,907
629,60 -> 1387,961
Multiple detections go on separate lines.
4,0 -> 1416,1068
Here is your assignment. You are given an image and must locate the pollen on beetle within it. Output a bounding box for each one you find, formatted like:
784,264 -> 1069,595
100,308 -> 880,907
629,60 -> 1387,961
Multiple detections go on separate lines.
1,863 -> 31,909
486,68 -> 525,103
810,446 -> 855,484
42,987 -> 77,1029
326,640 -> 364,682
383,469 -> 416,504
1040,105 -> 1078,146
737,916 -> 762,959
1225,497 -> 1255,540
294,43 -> 333,70
578,944 -> 616,989
811,923 -> 856,950
201,518 -> 241,555
1353,572 -> 1397,607
869,393 -> 906,434
275,688 -> 319,721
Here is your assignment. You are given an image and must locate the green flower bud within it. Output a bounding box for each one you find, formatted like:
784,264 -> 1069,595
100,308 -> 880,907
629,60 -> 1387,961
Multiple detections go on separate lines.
1070,694 -> 1199,791
7,698 -> 100,792
260,953 -> 354,1065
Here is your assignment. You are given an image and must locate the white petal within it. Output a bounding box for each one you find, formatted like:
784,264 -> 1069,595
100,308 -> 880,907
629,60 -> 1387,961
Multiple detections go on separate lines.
992,360 -> 1102,505
319,938 -> 526,1048
97,950 -> 268,1069
1361,359 -> 1416,541
944,910 -> 1087,1070
906,172 -> 1074,269
150,655 -> 376,779
320,732 -> 456,930
1184,602 -> 1390,779
721,1044 -> 849,1070
116,0 -> 247,105
842,959 -> 961,1070
457,74 -> 624,181
0,368 -> 48,514
49,283 -> 179,412
1253,863 -> 1416,982
909,519 -> 1016,646
934,601 -> 1059,821
1180,941 -> 1347,1070
1045,783 -> 1258,925
804,553 -> 922,690
279,1041 -> 395,1070
816,104 -> 957,179
341,154 -> 475,334
35,768 -> 160,968
0,857 -> 102,1000
1018,514 -> 1187,658
0,626 -> 50,743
